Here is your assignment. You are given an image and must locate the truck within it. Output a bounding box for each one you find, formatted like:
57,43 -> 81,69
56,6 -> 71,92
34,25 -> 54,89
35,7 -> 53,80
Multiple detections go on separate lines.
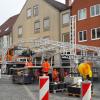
0,46 -> 34,74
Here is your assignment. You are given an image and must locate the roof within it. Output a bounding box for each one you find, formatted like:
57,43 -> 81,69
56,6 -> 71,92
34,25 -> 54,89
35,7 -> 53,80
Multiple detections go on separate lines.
0,14 -> 19,37
44,0 -> 70,11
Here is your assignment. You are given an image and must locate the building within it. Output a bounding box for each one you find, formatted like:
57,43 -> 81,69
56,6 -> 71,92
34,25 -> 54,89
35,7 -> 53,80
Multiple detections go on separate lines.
0,14 -> 19,59
66,0 -> 100,79
69,0 -> 100,48
13,0 -> 70,44
13,0 -> 70,66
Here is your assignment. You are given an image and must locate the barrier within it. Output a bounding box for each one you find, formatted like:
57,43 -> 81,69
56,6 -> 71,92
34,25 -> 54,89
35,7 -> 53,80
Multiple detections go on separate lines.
39,76 -> 49,100
81,81 -> 91,100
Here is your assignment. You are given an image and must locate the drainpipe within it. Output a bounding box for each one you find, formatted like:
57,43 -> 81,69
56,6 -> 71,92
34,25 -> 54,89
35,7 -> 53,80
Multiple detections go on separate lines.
59,11 -> 62,67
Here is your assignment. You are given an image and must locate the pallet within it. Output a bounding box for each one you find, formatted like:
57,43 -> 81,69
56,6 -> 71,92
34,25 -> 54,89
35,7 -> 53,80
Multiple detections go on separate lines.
67,85 -> 81,97
50,88 -> 66,93
68,93 -> 80,97
66,93 -> 80,97
49,82 -> 68,93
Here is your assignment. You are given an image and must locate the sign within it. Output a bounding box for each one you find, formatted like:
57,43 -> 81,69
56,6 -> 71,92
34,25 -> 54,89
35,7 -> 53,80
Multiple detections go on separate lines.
81,81 -> 91,100
39,76 -> 49,100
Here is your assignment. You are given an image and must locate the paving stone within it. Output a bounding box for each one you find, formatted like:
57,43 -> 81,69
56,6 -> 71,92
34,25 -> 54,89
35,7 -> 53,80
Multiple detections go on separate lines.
0,75 -> 100,100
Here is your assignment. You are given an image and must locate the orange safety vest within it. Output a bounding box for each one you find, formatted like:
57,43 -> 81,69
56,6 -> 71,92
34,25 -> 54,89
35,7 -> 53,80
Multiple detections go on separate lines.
25,62 -> 33,68
53,70 -> 59,81
42,61 -> 50,73
53,70 -> 58,80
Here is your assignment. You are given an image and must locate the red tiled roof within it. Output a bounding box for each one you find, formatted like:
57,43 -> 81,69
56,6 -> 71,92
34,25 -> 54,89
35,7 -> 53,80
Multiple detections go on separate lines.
0,14 -> 19,37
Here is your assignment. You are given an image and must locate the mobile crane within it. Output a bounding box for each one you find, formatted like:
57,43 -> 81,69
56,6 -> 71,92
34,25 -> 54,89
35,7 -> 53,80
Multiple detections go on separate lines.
0,45 -> 33,74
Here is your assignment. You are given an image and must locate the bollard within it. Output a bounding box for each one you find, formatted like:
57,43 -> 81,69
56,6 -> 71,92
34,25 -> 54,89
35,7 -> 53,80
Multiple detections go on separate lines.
39,76 -> 49,100
81,81 -> 91,100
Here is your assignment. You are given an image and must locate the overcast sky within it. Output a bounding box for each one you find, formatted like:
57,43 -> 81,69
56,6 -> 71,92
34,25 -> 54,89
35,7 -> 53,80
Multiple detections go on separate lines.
0,0 -> 65,25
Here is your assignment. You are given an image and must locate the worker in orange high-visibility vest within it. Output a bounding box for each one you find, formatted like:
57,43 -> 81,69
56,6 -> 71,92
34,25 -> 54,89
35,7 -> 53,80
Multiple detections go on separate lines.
42,59 -> 50,75
25,59 -> 33,68
53,69 -> 59,82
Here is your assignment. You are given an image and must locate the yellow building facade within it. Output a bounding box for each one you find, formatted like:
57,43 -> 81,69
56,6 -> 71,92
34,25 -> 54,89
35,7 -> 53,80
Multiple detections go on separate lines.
13,0 -> 70,66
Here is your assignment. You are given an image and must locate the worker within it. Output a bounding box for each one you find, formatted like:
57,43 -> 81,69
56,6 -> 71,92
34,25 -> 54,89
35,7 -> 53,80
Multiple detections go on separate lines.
77,62 -> 93,93
25,59 -> 33,68
42,58 -> 50,76
52,69 -> 59,82
78,62 -> 92,80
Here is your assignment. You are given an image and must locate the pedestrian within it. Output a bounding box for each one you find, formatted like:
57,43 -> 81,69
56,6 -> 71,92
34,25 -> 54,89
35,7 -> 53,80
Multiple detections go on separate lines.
42,58 -> 50,76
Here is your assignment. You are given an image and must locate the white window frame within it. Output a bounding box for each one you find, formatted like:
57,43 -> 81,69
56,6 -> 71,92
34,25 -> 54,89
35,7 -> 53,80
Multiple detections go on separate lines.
27,8 -> 32,18
78,30 -> 87,42
3,35 -> 8,48
91,27 -> 100,40
0,37 -> 2,48
78,8 -> 87,20
33,5 -> 39,16
90,4 -> 100,17
43,17 -> 50,31
18,26 -> 23,38
62,13 -> 70,26
61,33 -> 69,42
34,21 -> 40,33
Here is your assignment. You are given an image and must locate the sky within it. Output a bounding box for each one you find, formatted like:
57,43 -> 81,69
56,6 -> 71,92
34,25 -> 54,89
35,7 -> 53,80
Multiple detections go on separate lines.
0,0 -> 65,25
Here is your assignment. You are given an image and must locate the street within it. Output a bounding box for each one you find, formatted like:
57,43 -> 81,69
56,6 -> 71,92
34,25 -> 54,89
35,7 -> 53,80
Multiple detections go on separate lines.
0,75 -> 100,100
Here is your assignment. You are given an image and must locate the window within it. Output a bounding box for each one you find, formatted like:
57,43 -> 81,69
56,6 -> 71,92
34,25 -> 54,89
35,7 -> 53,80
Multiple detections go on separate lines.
34,21 -> 40,33
3,35 -> 8,48
91,27 -> 100,40
62,13 -> 70,26
79,31 -> 87,41
90,6 -> 95,16
62,33 -> 69,42
90,4 -> 100,17
78,8 -> 87,20
43,17 -> 50,31
87,51 -> 94,56
7,35 -> 10,47
0,38 -> 2,48
33,5 -> 39,16
27,8 -> 32,18
18,26 -> 23,38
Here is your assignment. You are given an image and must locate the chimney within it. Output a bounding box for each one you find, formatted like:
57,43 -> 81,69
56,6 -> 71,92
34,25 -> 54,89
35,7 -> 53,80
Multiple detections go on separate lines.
65,0 -> 74,6
65,0 -> 69,6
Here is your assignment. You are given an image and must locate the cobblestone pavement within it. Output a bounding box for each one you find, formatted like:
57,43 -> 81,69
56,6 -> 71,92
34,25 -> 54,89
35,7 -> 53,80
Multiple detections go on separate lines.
0,75 -> 33,100
0,75 -> 100,100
